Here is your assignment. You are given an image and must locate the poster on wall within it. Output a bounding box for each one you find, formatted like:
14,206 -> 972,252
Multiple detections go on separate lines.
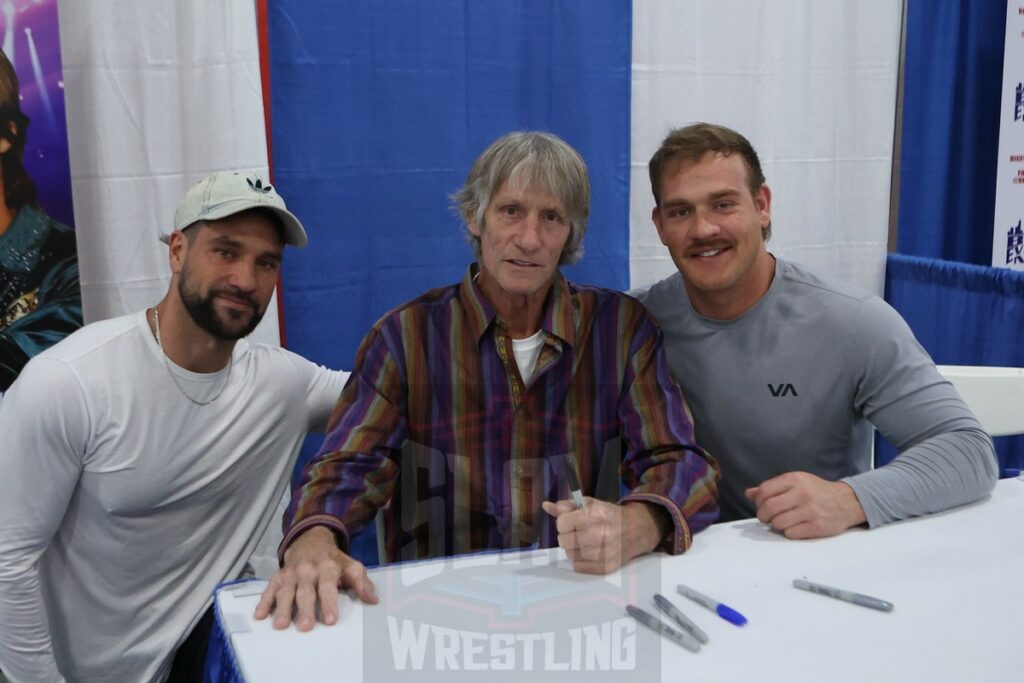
992,2 -> 1024,271
0,0 -> 82,395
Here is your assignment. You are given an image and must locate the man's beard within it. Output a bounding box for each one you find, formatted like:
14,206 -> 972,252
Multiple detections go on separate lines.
178,266 -> 265,341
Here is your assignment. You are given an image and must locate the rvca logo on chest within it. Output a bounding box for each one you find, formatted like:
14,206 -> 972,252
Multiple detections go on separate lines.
767,383 -> 798,397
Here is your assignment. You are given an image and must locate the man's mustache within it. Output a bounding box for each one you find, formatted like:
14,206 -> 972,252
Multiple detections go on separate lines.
210,288 -> 259,313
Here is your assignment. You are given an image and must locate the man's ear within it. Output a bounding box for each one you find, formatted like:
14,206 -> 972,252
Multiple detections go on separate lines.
756,184 -> 772,229
651,206 -> 668,246
168,230 -> 189,275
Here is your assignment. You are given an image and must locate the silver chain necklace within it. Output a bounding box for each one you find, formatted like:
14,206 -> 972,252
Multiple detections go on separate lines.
151,307 -> 233,406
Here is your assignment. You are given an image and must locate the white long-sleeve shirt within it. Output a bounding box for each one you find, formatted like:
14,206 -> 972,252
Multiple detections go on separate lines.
0,311 -> 347,682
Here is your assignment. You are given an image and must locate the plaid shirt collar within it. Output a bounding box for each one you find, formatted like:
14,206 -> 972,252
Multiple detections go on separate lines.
459,263 -> 577,349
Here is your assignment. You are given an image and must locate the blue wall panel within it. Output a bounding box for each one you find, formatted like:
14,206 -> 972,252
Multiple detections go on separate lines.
269,0 -> 632,373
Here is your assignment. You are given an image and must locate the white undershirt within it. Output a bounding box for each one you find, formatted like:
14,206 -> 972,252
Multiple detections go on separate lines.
512,329 -> 545,384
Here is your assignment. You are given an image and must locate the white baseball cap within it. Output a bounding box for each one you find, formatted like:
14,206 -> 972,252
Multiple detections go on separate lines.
164,171 -> 308,247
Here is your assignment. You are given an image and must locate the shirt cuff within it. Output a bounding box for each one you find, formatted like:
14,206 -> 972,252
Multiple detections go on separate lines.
620,492 -> 691,554
276,515 -> 350,566
838,474 -> 879,528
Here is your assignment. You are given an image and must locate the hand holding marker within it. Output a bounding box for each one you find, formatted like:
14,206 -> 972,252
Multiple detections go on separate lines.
562,453 -> 585,509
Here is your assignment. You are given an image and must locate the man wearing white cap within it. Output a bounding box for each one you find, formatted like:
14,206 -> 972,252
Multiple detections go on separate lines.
0,172 -> 347,683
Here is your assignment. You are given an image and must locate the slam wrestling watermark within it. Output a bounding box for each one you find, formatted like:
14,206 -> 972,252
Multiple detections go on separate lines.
363,548 -> 661,682
361,444 -> 663,681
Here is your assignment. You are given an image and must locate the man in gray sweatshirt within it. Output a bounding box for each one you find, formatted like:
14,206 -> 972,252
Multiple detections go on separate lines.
632,122 -> 997,538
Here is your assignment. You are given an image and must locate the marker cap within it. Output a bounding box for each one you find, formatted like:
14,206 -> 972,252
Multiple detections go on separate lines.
716,604 -> 747,626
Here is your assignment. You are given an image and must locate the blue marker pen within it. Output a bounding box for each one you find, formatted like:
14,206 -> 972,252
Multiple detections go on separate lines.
677,584 -> 747,626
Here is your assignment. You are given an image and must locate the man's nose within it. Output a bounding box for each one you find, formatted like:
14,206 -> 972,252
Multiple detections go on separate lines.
515,214 -> 543,250
692,211 -> 721,238
228,260 -> 258,292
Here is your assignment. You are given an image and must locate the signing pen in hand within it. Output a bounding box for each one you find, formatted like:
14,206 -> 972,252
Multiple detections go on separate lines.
562,453 -> 585,509
677,584 -> 748,626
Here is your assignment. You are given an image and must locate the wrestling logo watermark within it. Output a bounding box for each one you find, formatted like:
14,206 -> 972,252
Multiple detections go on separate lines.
362,548 -> 662,682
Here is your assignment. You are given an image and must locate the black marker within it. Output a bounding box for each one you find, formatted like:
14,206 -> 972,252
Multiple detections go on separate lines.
562,453 -> 585,509
626,605 -> 701,652
793,579 -> 894,612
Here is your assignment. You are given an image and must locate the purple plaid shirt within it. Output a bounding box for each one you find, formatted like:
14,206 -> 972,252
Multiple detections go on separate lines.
283,266 -> 719,562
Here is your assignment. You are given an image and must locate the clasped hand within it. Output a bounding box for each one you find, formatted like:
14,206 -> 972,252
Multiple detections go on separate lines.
745,471 -> 867,539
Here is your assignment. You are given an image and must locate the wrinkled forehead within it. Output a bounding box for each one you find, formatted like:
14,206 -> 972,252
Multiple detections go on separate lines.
497,161 -> 569,209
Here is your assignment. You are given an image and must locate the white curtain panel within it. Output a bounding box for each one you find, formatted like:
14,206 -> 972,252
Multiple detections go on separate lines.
58,0 -> 281,345
630,0 -> 903,295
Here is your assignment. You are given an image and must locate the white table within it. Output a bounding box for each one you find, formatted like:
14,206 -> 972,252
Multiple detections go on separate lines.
212,478 -> 1024,682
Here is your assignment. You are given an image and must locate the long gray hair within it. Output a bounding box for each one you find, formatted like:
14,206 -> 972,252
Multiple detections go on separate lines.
453,131 -> 590,265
